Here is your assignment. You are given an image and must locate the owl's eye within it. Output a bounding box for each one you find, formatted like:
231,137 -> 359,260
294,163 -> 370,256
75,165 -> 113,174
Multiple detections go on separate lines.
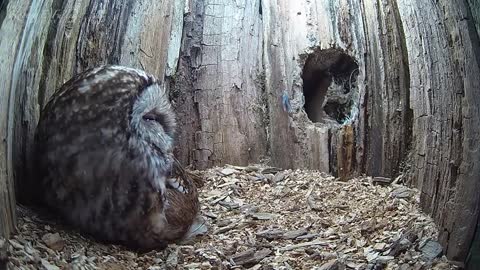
143,111 -> 166,126
143,113 -> 158,122
143,110 -> 175,135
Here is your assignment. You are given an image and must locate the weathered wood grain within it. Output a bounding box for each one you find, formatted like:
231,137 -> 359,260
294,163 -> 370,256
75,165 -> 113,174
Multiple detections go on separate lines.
173,0 -> 268,169
261,0 -> 367,177
467,0 -> 480,38
362,0 -> 412,177
397,0 -> 480,261
0,0 -> 32,239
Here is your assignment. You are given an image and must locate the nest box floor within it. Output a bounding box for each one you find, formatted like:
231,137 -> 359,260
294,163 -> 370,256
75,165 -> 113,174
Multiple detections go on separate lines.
7,165 -> 458,269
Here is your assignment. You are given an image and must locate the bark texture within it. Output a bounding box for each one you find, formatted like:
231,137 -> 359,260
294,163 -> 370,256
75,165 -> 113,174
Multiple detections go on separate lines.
0,0 -> 478,263
0,0 -> 30,239
397,1 -> 480,261
172,0 -> 268,169
468,0 -> 480,38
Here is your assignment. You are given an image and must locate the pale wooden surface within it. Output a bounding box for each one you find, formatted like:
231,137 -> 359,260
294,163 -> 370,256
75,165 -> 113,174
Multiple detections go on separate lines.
0,0 -> 479,263
0,0 -> 32,239
174,0 -> 268,169
397,0 -> 480,261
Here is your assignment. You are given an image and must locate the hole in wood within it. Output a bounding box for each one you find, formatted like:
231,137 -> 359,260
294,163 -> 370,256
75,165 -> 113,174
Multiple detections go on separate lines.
301,48 -> 359,124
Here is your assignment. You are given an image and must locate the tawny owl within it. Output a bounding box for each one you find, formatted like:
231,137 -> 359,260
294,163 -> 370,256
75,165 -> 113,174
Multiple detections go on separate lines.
34,65 -> 204,250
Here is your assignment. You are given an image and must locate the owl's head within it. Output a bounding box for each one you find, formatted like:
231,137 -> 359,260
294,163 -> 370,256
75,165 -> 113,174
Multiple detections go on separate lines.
129,74 -> 177,156
39,65 -> 177,171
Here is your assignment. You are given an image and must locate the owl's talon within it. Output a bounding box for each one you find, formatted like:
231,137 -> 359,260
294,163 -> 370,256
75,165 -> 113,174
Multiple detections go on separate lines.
167,177 -> 188,193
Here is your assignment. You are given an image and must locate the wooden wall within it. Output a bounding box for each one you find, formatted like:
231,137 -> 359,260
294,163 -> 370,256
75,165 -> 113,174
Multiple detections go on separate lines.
397,1 -> 480,261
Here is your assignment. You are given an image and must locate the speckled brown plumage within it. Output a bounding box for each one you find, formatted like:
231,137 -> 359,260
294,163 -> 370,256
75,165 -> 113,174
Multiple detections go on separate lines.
33,65 -> 202,250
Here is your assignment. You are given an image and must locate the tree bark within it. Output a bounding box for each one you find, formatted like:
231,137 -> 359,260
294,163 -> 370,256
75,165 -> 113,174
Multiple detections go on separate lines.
397,0 -> 480,261
0,0 -> 28,240
0,0 -> 478,263
173,0 -> 268,169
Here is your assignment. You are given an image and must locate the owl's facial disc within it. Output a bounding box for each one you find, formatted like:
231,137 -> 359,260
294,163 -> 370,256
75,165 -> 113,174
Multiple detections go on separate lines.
131,83 -> 176,157
141,113 -> 170,153
143,109 -> 177,137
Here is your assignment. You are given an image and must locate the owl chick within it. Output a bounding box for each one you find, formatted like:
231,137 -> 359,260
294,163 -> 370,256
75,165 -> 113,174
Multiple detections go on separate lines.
34,65 -> 203,250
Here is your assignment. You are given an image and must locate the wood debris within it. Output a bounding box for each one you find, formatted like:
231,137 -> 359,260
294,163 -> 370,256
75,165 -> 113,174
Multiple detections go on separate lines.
420,239 -> 443,260
7,165 -> 459,269
231,248 -> 272,267
279,240 -> 328,252
372,177 -> 392,186
318,259 -> 344,270
41,233 -> 65,251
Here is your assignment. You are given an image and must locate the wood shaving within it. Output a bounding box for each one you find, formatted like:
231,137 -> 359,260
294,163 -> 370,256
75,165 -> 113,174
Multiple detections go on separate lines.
6,165 -> 459,269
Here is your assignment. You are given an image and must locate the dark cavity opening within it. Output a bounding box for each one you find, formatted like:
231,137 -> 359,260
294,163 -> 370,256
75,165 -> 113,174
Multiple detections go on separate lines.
302,48 -> 359,124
